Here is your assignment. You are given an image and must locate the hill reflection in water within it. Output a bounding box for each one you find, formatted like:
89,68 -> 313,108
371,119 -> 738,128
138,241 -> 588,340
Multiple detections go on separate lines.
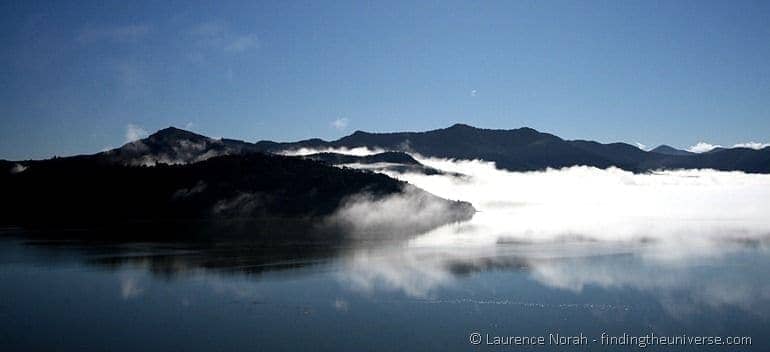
2,230 -> 769,351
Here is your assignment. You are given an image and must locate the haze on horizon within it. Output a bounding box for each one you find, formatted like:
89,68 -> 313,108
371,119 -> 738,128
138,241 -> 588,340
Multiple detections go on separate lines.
1,1 -> 770,160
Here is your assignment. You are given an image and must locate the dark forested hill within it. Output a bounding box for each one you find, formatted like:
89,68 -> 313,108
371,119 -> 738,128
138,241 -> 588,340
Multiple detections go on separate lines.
98,127 -> 262,166
0,153 -> 474,240
650,145 -> 694,156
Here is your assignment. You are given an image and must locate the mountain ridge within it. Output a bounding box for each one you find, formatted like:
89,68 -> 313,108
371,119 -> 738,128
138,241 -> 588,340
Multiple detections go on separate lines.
5,124 -> 769,174
256,124 -> 770,173
650,145 -> 695,156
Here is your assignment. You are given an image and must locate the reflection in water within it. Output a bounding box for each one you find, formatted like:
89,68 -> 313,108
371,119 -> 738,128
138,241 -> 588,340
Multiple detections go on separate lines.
1,235 -> 770,351
10,234 -> 767,319
527,245 -> 770,318
119,274 -> 144,300
336,240 -> 770,318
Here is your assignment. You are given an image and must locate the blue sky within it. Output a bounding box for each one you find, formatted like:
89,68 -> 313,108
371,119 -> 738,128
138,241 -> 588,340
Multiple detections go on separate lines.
1,0 -> 769,159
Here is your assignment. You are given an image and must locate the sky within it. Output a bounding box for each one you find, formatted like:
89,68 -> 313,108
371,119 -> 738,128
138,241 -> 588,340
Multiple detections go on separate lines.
1,0 -> 769,160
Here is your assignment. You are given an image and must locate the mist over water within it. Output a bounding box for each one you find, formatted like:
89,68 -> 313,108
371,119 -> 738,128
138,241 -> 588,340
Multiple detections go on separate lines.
393,157 -> 770,245
278,147 -> 770,303
288,146 -> 770,245
325,184 -> 474,238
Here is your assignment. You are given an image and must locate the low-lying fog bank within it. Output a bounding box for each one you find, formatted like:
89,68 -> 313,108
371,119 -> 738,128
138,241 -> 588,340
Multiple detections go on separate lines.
288,147 -> 770,246
400,158 -> 770,246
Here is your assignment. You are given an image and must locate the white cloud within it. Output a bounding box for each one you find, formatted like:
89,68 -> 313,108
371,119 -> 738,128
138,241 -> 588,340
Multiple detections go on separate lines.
325,185 -> 473,238
310,150 -> 770,310
332,117 -> 349,131
687,141 -> 770,153
470,89 -> 477,97
732,141 -> 770,150
687,142 -> 722,153
125,124 -> 148,143
279,146 -> 384,157
10,164 -> 28,174
634,142 -> 648,151
387,157 -> 770,246
77,24 -> 151,43
283,147 -> 770,246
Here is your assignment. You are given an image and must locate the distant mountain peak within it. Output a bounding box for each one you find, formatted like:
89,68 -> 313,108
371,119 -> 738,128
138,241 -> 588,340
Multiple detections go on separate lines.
147,126 -> 207,141
651,145 -> 694,156
156,126 -> 186,133
101,126 -> 262,166
447,123 -> 477,130
445,124 -> 544,136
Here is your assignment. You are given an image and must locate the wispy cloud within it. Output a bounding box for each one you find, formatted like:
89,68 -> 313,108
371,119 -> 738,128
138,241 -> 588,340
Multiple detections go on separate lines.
188,21 -> 259,56
10,164 -> 28,174
732,141 -> 770,150
687,142 -> 722,153
280,146 -> 383,157
687,141 -> 770,153
332,117 -> 350,131
77,24 -> 151,43
224,34 -> 259,53
125,124 -> 148,143
470,89 -> 477,97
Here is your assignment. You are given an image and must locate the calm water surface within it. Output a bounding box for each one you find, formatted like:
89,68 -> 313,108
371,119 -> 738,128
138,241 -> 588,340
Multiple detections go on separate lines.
0,232 -> 768,351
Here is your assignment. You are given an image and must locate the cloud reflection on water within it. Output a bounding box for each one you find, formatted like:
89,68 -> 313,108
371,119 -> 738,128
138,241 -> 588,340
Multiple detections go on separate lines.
337,241 -> 770,318
277,147 -> 770,316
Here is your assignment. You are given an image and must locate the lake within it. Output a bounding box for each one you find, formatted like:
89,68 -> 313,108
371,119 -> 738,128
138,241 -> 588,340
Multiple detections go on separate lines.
0,230 -> 767,351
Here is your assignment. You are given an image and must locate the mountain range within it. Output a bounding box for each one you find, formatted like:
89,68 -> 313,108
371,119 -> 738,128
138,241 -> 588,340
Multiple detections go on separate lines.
258,124 -> 770,173
27,123 -> 766,173
2,123 -> 769,240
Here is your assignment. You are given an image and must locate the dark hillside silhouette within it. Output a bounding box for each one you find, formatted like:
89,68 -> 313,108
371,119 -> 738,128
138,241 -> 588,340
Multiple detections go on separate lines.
0,153 -> 473,240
